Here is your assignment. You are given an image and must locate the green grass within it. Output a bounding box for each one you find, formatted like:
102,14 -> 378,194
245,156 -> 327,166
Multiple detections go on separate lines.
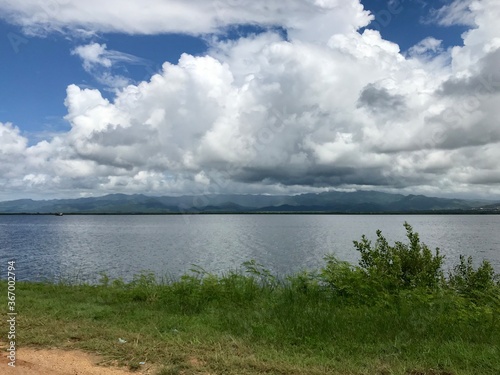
1,223 -> 499,374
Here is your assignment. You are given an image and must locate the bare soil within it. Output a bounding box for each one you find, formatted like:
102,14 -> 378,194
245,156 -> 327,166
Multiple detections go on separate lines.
0,342 -> 154,375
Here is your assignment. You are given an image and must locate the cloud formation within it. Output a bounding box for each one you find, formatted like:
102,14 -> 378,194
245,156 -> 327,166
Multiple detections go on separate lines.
71,42 -> 151,89
427,0 -> 476,27
0,0 -> 372,42
1,0 -> 500,200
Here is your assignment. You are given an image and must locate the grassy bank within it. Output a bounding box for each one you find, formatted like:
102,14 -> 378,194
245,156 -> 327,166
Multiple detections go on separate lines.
2,223 -> 499,374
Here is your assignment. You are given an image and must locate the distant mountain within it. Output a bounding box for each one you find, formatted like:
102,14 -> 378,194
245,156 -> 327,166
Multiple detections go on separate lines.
0,191 -> 498,214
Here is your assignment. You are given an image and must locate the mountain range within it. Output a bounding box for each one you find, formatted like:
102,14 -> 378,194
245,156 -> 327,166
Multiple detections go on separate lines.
0,191 -> 498,214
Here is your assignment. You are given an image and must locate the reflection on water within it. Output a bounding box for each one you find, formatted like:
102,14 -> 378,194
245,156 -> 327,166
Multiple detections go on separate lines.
0,214 -> 499,282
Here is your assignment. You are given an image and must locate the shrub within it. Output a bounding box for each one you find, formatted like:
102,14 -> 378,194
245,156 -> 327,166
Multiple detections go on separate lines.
353,222 -> 445,291
449,255 -> 499,301
320,255 -> 376,302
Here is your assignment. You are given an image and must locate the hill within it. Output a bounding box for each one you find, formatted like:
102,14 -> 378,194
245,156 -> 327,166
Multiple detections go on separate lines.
0,191 -> 497,214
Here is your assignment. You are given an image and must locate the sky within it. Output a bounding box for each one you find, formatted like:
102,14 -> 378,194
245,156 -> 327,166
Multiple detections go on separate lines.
0,0 -> 499,201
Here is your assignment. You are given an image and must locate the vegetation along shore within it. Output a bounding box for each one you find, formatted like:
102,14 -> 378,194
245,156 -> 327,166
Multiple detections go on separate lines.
1,223 -> 499,374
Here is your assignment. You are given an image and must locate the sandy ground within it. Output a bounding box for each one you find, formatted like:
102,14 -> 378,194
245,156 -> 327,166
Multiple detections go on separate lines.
0,342 -> 155,375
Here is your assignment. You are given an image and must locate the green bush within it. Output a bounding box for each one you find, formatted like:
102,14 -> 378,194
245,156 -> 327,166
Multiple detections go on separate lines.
353,222 -> 444,291
320,255 -> 377,302
449,255 -> 500,301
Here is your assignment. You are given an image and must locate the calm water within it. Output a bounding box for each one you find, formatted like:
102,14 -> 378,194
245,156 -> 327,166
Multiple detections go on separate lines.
0,214 -> 499,282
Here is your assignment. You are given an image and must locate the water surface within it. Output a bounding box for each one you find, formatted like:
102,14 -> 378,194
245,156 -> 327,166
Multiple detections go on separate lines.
0,214 -> 499,282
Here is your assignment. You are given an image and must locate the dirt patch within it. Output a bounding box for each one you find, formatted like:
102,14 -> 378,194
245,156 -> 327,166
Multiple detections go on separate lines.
0,343 -> 154,375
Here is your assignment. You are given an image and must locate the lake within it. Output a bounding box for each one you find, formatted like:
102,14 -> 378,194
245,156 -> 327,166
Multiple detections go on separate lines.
1,214 -> 499,282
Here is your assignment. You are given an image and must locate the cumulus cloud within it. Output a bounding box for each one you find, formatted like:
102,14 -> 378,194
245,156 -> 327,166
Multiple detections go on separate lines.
1,0 -> 500,200
357,84 -> 406,114
0,122 -> 28,190
0,122 -> 27,155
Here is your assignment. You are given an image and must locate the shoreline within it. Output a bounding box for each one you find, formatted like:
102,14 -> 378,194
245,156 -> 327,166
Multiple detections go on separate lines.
1,210 -> 500,215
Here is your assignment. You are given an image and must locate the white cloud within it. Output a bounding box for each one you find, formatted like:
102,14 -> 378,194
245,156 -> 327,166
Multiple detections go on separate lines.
0,0 -> 372,43
0,122 -> 27,154
408,37 -> 443,57
1,1 -> 500,200
72,43 -> 147,70
0,123 -> 29,187
71,43 -> 150,89
427,0 -> 476,27
72,43 -> 112,69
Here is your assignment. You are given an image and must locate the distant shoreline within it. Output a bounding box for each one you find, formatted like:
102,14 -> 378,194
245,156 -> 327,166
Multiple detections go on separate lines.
1,211 -> 500,215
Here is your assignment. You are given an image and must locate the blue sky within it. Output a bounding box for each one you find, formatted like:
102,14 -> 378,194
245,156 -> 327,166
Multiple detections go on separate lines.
0,21 -> 208,143
361,0 -> 469,49
1,0 -> 499,200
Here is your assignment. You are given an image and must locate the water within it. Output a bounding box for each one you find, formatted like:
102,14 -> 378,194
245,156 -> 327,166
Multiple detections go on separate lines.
0,214 -> 499,282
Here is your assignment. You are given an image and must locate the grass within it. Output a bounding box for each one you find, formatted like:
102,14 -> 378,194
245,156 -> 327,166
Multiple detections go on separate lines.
1,223 -> 499,374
